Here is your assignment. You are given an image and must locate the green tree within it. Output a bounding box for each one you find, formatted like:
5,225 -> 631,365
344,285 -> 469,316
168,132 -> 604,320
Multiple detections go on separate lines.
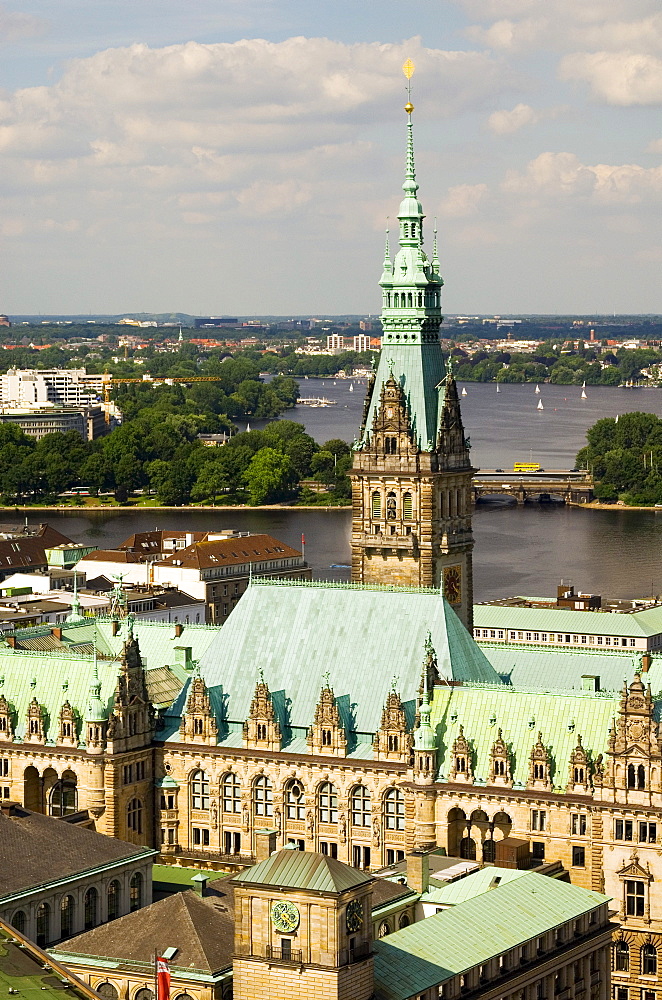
243,448 -> 296,505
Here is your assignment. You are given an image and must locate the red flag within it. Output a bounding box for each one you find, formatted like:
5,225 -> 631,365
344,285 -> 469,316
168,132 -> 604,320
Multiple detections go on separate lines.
301,533 -> 305,546
156,958 -> 170,1000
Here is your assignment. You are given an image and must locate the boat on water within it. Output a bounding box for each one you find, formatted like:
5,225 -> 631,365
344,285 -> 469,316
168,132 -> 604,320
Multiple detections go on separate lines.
298,397 -> 337,407
535,384 -> 540,394
537,399 -> 543,410
349,383 -> 354,392
496,385 -> 500,393
461,387 -> 467,396
581,388 -> 587,399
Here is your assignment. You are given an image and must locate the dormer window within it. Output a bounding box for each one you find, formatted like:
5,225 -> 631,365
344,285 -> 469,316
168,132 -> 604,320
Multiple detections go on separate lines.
534,763 -> 546,780
385,437 -> 397,455
455,756 -> 466,772
322,728 -> 332,746
257,723 -> 267,740
193,718 -> 203,735
628,764 -> 646,789
388,734 -> 399,752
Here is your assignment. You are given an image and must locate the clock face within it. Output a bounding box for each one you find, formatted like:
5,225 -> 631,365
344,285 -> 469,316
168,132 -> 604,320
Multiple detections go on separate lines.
443,565 -> 462,605
271,900 -> 300,933
346,899 -> 364,933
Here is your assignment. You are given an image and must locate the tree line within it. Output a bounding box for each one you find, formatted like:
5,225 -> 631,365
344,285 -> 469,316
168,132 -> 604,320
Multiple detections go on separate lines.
577,412 -> 662,505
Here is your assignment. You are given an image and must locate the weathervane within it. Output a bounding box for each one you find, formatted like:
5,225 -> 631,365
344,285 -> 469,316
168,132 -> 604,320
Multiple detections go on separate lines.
402,58 -> 415,112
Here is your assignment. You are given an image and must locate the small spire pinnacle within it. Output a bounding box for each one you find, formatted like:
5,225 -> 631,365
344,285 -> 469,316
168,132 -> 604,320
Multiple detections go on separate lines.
401,59 -> 418,199
383,222 -> 392,270
432,218 -> 440,269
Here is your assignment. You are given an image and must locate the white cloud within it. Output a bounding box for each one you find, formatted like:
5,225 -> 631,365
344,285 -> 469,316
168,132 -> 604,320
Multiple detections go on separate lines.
441,183 -> 488,217
648,138 -> 662,153
502,151 -> 662,204
488,103 -> 539,134
560,51 -> 662,106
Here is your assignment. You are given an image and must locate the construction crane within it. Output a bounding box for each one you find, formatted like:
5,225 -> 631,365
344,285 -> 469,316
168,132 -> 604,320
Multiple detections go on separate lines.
101,374 -> 225,423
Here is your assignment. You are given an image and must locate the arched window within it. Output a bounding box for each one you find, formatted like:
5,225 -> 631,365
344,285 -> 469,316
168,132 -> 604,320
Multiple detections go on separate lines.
107,880 -> 121,921
638,765 -> 646,789
495,759 -> 505,776
36,902 -> 50,947
127,798 -> 143,834
378,921 -> 391,938
384,788 -> 405,831
130,872 -> 143,912
351,785 -> 371,827
460,837 -> 477,860
222,772 -> 241,813
574,766 -> 584,783
534,763 -> 546,780
135,990 -> 154,1000
627,764 -> 636,788
60,895 -> 75,938
96,984 -> 119,1000
483,839 -> 496,863
402,493 -> 413,520
50,778 -> 77,816
11,910 -> 26,935
191,769 -> 210,810
371,491 -> 381,519
84,887 -> 98,930
318,782 -> 338,824
614,941 -> 630,972
253,776 -> 273,817
399,913 -> 411,929
642,944 -> 657,975
386,492 -> 397,519
285,779 -> 305,821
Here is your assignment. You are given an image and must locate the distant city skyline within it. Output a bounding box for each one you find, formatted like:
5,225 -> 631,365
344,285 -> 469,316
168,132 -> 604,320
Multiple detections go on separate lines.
0,0 -> 660,316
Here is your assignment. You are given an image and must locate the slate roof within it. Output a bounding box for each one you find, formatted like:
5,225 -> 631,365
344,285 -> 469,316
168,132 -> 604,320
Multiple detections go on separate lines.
54,889 -> 234,975
430,684 -> 620,790
163,579 -> 500,743
232,850 -> 373,894
374,872 -> 610,1000
360,343 -> 447,451
0,806 -> 153,901
420,866 -> 528,906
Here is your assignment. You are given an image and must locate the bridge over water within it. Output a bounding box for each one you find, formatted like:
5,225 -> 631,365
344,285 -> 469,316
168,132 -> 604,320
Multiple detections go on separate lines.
472,470 -> 594,505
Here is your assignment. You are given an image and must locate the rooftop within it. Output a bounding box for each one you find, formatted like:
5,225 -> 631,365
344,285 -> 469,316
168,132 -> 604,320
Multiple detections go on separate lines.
0,805 -> 154,902
232,849 -> 373,894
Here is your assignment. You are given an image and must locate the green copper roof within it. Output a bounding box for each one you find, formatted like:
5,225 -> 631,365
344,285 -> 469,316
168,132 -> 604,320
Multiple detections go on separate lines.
420,866 -> 528,906
362,344 -> 447,451
481,643 -> 654,694
164,580 -> 501,744
473,603 -> 662,639
429,683 -> 619,790
374,872 -> 609,1000
233,849 -> 372,894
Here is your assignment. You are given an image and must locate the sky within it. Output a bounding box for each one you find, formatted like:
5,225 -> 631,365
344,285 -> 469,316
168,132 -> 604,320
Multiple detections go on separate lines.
0,0 -> 661,317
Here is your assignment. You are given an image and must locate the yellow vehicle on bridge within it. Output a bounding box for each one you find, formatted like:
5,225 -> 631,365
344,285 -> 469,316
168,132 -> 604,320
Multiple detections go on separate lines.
513,462 -> 541,472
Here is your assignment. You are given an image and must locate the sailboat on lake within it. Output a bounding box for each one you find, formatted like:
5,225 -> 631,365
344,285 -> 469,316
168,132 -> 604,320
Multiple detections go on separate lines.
537,399 -> 543,411
535,384 -> 540,394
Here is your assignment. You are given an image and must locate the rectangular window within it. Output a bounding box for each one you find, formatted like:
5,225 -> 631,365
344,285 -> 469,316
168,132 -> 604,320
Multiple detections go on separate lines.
533,633 -> 539,641
541,633 -> 547,642
510,632 -> 516,639
490,630 -> 496,638
589,635 -> 595,644
630,639 -> 636,647
193,827 -> 210,846
626,880 -> 645,917
498,630 -> 504,639
532,841 -> 545,860
531,809 -> 547,831
136,760 -> 146,781
605,637 -> 611,646
0,758 -> 8,777
123,764 -> 133,784
615,819 -> 634,841
386,849 -> 405,865
572,814 -> 587,836
573,635 -> 579,643
526,632 -> 532,641
597,636 -> 603,645
319,841 -> 338,859
639,822 -> 657,843
572,846 -> 585,867
518,632 -> 524,640
581,635 -> 587,644
352,845 -> 371,869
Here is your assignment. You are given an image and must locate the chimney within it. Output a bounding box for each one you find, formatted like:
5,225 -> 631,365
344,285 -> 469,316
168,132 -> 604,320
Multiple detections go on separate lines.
254,828 -> 278,862
0,801 -> 19,817
174,623 -> 184,638
406,851 -> 430,894
642,651 -> 652,673
111,620 -> 120,636
191,873 -> 208,897
52,627 -> 62,640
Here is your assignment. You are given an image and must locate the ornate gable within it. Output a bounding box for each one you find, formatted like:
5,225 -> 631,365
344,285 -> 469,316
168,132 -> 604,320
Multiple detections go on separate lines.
436,366 -> 471,471
25,695 -> 46,744
617,851 -> 653,881
307,679 -> 347,757
243,672 -> 281,752
488,728 -> 513,787
373,683 -> 411,762
368,373 -> 415,457
107,622 -> 154,753
567,735 -> 591,793
0,693 -> 14,741
448,726 -> 474,783
179,667 -> 218,746
528,732 -> 551,790
600,674 -> 662,800
57,699 -> 78,747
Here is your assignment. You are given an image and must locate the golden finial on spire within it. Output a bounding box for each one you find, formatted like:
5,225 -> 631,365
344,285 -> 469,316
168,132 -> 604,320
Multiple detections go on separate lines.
402,58 -> 415,113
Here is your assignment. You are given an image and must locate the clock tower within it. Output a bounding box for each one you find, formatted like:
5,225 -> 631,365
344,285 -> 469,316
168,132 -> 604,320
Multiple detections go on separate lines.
350,64 -> 474,628
233,848 -> 374,1000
